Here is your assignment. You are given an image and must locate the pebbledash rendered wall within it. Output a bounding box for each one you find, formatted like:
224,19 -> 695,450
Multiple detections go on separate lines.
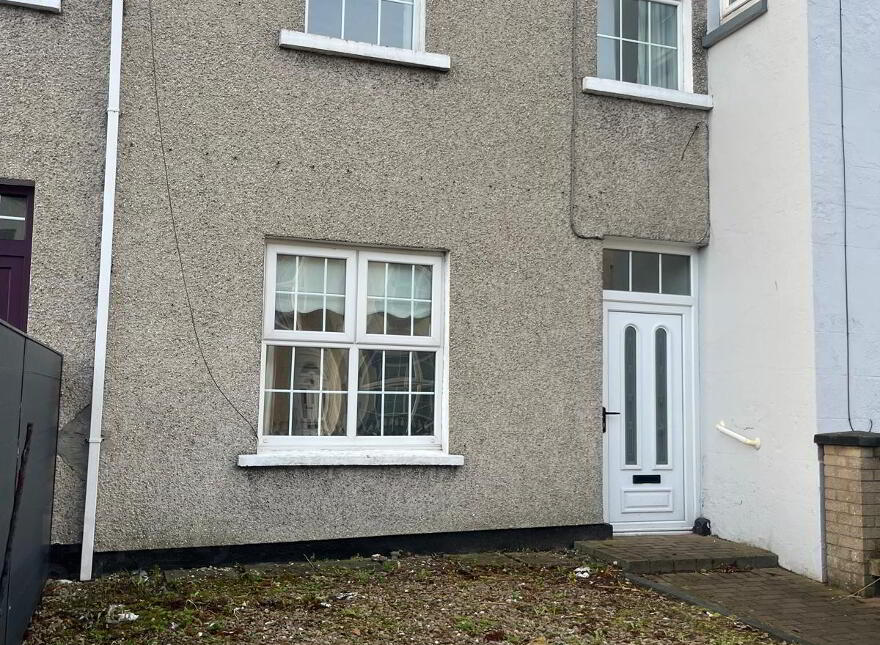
4,0 -> 708,552
0,0 -> 110,545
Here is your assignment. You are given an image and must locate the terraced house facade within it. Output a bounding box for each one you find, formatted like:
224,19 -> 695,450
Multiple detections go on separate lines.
3,0 -> 878,587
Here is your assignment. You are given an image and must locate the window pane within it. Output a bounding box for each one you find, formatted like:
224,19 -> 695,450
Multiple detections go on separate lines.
597,36 -> 619,81
293,347 -> 322,390
367,261 -> 385,296
366,262 -> 432,337
598,0 -> 619,36
358,349 -> 383,391
661,254 -> 690,295
631,251 -> 660,293
384,351 -> 410,391
274,293 -> 296,330
386,298 -> 412,335
298,256 -> 325,293
292,392 -> 320,435
413,301 -> 431,336
410,395 -> 434,436
621,41 -> 649,85
263,392 -> 290,435
0,194 -> 27,219
322,393 -> 347,436
412,352 -> 435,392
326,259 -> 346,295
325,296 -> 345,332
275,254 -> 348,333
621,0 -> 648,41
265,345 -> 292,389
344,0 -> 379,44
383,393 -> 409,435
387,263 -> 413,298
276,255 -> 297,292
380,0 -> 413,49
655,328 -> 669,465
366,297 -> 385,333
602,249 -> 630,291
650,45 -> 678,90
624,326 -> 638,465
296,294 -> 324,331
308,0 -> 343,37
413,265 -> 432,299
323,347 -> 348,391
650,1 -> 677,46
0,218 -> 25,240
357,394 -> 381,435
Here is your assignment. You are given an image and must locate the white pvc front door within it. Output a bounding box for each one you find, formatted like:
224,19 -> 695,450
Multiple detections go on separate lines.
606,310 -> 686,528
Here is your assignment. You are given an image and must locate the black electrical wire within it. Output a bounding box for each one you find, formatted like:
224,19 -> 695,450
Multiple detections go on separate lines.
147,0 -> 257,435
838,0 -> 872,432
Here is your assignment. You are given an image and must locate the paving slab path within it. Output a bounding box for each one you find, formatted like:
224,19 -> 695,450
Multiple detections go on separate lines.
636,567 -> 880,645
576,534 -> 880,645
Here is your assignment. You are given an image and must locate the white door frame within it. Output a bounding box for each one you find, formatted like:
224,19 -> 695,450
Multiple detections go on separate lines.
602,238 -> 701,534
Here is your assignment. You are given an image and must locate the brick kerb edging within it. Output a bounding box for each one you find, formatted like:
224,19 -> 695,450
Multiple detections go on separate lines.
625,573 -> 812,645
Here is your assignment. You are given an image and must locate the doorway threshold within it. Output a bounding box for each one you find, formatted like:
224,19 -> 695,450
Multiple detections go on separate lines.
574,534 -> 778,574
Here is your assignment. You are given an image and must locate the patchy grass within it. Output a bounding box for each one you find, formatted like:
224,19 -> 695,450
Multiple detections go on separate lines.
26,552 -> 781,644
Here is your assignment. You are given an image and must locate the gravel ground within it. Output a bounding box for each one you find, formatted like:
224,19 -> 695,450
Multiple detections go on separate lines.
25,551 -> 783,644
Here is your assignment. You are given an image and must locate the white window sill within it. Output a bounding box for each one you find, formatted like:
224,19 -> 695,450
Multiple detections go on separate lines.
582,77 -> 713,111
279,30 -> 450,71
238,450 -> 464,467
0,0 -> 60,11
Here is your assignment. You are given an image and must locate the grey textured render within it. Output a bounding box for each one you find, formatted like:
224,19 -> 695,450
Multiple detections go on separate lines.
0,0 -> 708,552
0,0 -> 110,544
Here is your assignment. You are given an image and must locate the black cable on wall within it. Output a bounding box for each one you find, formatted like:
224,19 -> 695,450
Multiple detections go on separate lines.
838,0 -> 873,432
147,0 -> 257,436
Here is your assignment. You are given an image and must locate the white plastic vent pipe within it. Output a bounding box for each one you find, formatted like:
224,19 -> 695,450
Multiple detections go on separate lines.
716,421 -> 761,450
80,0 -> 124,581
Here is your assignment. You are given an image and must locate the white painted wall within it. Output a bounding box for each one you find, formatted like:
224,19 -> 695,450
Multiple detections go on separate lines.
702,0 -> 822,578
809,0 -> 880,435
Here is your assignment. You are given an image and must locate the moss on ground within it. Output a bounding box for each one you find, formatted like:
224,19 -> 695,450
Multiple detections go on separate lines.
25,553 -> 782,644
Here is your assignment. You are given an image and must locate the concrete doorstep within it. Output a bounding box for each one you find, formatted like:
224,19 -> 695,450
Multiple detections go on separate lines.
574,534 -> 778,574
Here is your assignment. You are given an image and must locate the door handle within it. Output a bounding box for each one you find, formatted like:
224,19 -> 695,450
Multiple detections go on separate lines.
602,407 -> 620,433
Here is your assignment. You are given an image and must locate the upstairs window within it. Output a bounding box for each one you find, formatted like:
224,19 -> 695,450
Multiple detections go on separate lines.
721,0 -> 754,16
721,0 -> 756,20
261,243 -> 445,449
306,0 -> 423,50
597,0 -> 682,90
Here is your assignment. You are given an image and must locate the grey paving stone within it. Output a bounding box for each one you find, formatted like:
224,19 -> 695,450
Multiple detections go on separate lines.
635,568 -> 880,645
575,535 -> 778,574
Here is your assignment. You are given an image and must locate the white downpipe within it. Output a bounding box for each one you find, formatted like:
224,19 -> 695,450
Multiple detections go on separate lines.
80,0 -> 124,582
716,421 -> 761,450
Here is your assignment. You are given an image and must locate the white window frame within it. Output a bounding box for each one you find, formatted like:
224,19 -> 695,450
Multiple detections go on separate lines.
721,0 -> 755,19
356,250 -> 444,348
596,0 -> 694,94
279,0 -> 448,71
257,242 -> 449,455
264,243 -> 358,344
304,0 -> 426,52
0,0 -> 60,12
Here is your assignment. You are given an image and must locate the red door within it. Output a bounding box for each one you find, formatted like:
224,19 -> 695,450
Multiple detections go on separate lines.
0,184 -> 34,332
